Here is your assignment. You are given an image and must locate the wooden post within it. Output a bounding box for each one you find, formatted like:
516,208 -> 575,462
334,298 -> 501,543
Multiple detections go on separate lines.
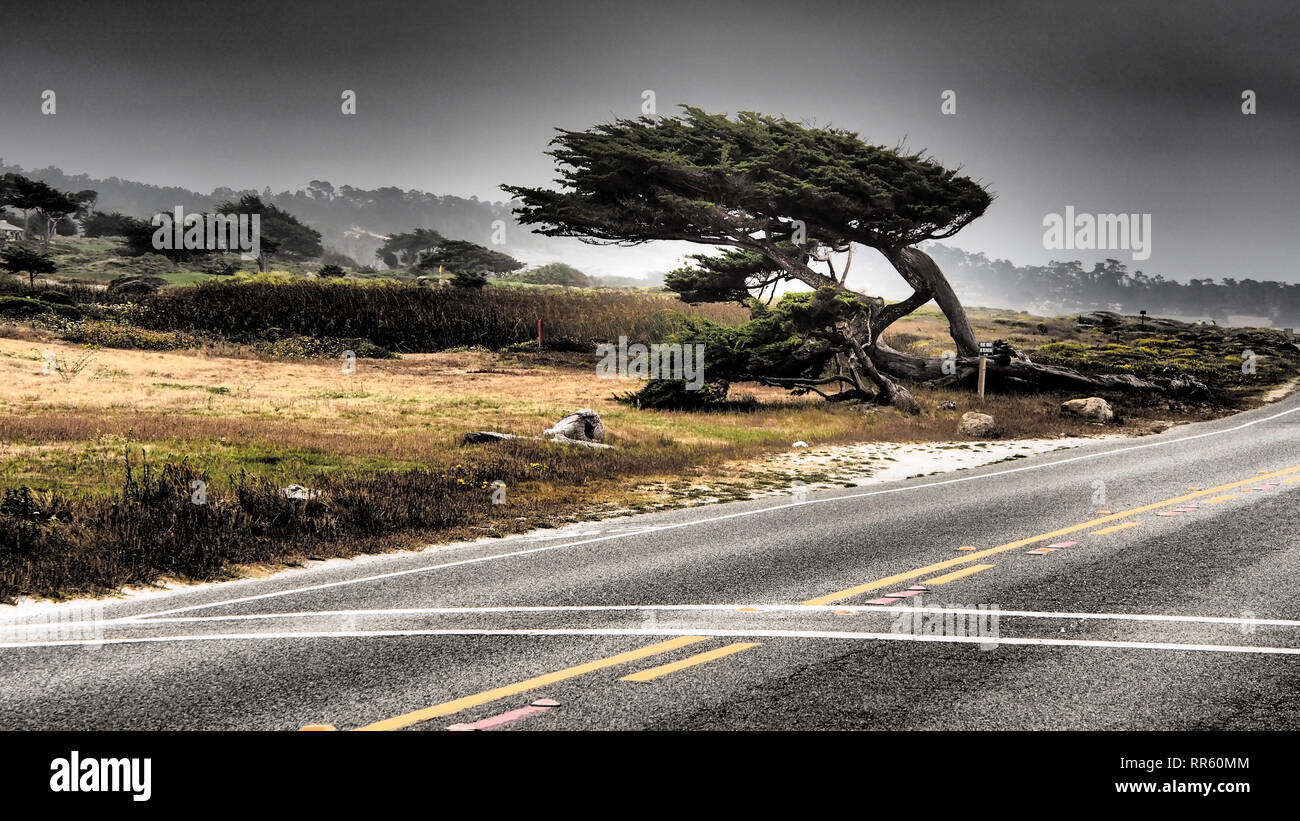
977,356 -> 987,399
537,319 -> 543,349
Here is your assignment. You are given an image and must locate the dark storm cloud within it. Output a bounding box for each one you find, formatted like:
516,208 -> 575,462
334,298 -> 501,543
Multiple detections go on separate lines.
0,0 -> 1296,280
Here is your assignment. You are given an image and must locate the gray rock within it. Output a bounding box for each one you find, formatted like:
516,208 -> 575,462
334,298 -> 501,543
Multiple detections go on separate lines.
548,433 -> 614,450
463,427 -> 614,449
463,431 -> 518,444
1061,397 -> 1114,423
283,484 -> 320,500
543,409 -> 605,443
958,411 -> 1000,438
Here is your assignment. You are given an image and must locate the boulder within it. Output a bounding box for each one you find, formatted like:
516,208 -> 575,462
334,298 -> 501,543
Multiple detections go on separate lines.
283,484 -> 320,500
958,411 -> 1000,438
543,409 -> 605,443
548,434 -> 614,450
463,431 -> 518,444
1061,397 -> 1114,423
464,410 -> 614,449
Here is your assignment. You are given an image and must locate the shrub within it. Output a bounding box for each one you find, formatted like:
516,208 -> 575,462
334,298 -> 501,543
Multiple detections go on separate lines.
617,377 -> 731,409
0,295 -> 81,319
138,280 -> 749,352
107,275 -> 169,298
0,295 -> 51,317
60,321 -> 201,351
257,335 -> 394,359
451,270 -> 487,289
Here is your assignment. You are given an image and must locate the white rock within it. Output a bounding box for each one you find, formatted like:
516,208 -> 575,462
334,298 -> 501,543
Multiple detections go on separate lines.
283,485 -> 320,500
1060,397 -> 1114,423
543,409 -> 605,443
958,412 -> 1000,438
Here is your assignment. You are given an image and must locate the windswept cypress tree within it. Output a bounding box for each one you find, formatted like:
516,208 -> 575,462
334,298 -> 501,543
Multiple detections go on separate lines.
506,107 -> 1200,411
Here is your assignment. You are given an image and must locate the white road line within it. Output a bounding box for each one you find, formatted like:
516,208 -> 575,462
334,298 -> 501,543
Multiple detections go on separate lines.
5,627 -> 1300,656
9,603 -> 1300,631
103,401 -> 1300,623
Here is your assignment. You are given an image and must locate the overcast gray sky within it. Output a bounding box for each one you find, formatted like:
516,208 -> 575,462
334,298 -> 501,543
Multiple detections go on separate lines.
1,0 -> 1297,283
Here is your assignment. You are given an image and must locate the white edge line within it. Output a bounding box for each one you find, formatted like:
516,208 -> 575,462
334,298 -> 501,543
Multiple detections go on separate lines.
4,627 -> 1300,655
8,604 -> 1300,631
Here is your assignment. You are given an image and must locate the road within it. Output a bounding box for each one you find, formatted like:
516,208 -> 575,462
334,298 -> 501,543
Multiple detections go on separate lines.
4,393 -> 1300,731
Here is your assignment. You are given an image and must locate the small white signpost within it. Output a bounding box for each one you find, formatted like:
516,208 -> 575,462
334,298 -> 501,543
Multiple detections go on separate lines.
977,341 -> 994,399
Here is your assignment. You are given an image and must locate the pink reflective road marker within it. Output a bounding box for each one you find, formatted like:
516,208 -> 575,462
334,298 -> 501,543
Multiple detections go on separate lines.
447,700 -> 557,731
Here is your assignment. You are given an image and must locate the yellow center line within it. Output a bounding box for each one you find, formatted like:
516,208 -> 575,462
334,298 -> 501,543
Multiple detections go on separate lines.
354,635 -> 710,731
801,464 -> 1300,606
620,643 -> 759,683
921,564 -> 995,585
1092,521 -> 1143,535
1203,494 -> 1239,504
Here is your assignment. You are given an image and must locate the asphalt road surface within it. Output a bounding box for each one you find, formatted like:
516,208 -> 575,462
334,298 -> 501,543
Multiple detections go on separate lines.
5,393 -> 1300,731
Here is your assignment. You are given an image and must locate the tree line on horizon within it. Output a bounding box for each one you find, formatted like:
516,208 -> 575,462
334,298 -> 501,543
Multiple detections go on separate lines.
0,170 -> 533,285
0,160 -> 540,270
926,244 -> 1300,326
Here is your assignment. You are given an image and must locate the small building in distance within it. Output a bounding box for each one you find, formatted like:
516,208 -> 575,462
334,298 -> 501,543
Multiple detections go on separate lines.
0,220 -> 24,242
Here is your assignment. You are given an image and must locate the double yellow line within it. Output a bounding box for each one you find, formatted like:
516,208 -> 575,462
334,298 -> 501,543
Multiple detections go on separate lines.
801,463 -> 1300,606
356,636 -> 710,731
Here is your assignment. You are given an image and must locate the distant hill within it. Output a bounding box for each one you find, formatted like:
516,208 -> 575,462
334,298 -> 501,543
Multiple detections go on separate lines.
0,160 -> 683,279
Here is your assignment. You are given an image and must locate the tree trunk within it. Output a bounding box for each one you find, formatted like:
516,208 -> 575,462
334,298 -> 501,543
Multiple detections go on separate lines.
870,340 -> 1211,398
837,321 -> 921,414
755,242 -> 1199,407
885,246 -> 979,357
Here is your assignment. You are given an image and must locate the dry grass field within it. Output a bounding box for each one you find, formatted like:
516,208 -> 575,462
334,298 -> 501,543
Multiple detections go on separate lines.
0,304 -> 1276,601
0,324 -> 1194,495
